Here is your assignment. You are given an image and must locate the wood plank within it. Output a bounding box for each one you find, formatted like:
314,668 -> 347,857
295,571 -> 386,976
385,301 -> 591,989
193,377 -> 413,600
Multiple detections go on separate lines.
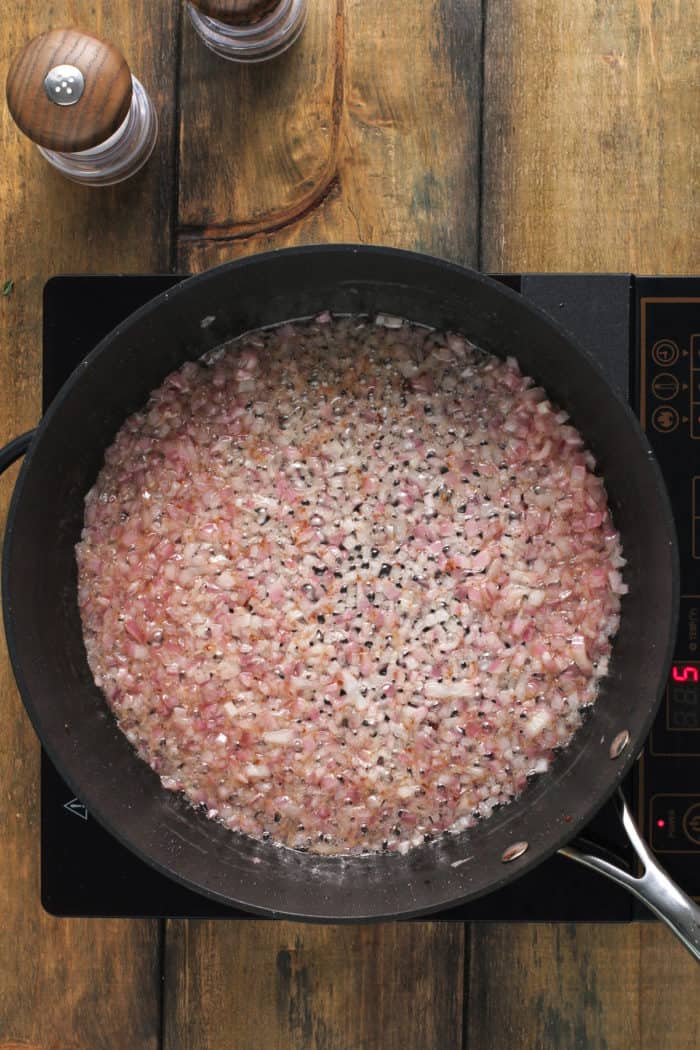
171,2 -> 480,1047
467,921 -> 700,1049
164,921 -> 464,1050
482,0 -> 699,273
177,0 -> 481,268
639,924 -> 700,1050
0,2 -> 179,1046
466,924 -> 642,1049
177,0 -> 338,232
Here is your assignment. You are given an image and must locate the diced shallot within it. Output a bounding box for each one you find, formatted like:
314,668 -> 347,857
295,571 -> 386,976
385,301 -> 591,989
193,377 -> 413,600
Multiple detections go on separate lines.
76,314 -> 624,857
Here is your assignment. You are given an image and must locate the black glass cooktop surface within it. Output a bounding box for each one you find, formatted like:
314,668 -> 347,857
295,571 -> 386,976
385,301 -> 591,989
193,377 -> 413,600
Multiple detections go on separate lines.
40,272 -> 700,919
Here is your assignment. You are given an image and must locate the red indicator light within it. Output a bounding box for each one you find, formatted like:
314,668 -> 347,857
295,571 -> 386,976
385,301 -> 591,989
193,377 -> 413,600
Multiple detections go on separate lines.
671,665 -> 699,684
657,818 -> 666,828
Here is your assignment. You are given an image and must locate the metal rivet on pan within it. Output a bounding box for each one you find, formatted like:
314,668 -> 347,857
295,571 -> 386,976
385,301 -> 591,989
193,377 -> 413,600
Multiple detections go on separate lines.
609,729 -> 630,759
501,841 -> 529,863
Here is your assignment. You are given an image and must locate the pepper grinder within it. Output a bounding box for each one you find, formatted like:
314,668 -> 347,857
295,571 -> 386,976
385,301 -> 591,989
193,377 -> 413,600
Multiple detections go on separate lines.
188,0 -> 307,62
6,28 -> 158,187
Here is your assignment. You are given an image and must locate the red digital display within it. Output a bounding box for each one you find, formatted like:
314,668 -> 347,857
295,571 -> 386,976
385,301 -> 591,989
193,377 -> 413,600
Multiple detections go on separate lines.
672,665 -> 700,684
668,664 -> 700,730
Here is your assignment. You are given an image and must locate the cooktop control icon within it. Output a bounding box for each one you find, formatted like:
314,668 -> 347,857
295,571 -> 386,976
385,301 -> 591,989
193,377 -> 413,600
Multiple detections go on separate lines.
651,372 -> 681,400
652,405 -> 680,433
652,339 -> 680,368
683,802 -> 700,846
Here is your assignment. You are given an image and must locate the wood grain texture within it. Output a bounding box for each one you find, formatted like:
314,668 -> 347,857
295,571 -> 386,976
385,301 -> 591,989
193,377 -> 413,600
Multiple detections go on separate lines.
6,28 -> 133,152
164,921 -> 465,1050
178,2 -> 337,231
0,2 -> 179,1047
467,922 -> 700,1050
178,0 -> 481,269
467,923 -> 642,1050
482,0 -> 700,272
639,924 -> 700,1050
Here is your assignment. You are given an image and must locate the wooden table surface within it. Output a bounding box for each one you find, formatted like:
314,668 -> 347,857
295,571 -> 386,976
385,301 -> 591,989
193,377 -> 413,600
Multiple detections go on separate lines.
1,3 -> 698,1047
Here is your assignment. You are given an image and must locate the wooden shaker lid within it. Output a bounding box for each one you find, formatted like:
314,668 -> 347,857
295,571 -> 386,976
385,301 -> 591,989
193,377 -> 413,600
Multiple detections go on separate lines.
6,28 -> 133,153
190,0 -> 281,26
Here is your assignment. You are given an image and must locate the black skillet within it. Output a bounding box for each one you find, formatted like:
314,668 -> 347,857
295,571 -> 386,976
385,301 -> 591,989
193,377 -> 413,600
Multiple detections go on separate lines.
1,246 -> 698,957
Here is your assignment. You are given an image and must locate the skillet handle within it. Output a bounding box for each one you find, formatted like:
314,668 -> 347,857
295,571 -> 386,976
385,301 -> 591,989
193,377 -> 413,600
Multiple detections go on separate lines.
0,431 -> 34,476
560,789 -> 700,963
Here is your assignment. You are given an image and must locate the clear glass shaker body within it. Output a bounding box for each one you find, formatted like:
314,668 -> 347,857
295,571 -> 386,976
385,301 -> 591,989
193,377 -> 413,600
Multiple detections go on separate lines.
188,0 -> 307,62
37,77 -> 158,188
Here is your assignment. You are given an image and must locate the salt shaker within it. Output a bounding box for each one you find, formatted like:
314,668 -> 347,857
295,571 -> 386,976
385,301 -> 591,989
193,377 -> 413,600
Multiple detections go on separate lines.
5,28 -> 158,187
188,0 -> 307,62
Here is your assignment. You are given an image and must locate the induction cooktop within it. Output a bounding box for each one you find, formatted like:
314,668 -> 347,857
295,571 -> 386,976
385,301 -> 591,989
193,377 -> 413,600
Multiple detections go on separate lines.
40,272 -> 700,919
